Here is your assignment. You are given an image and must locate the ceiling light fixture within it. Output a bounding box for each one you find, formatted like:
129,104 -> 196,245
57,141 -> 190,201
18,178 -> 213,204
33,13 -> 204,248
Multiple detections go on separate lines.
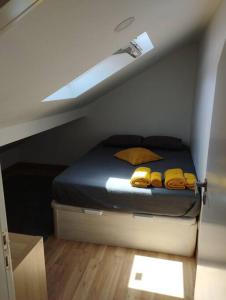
114,16 -> 135,32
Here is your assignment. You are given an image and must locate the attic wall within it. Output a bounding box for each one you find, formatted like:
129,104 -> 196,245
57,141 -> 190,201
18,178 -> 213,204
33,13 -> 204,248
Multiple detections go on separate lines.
0,146 -> 21,170
13,43 -> 198,166
88,43 -> 198,146
0,0 -> 150,129
191,0 -> 226,181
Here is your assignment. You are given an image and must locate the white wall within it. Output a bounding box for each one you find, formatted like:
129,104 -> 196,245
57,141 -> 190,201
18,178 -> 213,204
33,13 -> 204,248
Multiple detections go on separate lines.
14,43 -> 198,166
191,0 -> 226,181
0,107 -> 88,147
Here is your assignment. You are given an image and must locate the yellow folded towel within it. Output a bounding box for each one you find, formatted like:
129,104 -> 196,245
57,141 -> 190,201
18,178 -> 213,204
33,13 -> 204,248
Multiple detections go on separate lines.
151,172 -> 162,188
164,168 -> 185,190
184,173 -> 197,190
164,168 -> 183,177
130,167 -> 151,188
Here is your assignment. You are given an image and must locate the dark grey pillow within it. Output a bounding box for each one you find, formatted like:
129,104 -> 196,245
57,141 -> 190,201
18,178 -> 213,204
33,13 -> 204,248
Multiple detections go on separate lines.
102,135 -> 143,147
143,136 -> 187,150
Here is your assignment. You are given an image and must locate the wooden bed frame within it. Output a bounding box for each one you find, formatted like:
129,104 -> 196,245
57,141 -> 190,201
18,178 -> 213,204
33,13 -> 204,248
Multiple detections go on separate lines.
52,200 -> 198,257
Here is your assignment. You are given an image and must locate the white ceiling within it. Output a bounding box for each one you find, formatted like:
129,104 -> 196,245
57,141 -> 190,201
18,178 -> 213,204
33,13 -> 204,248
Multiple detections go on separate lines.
0,0 -> 221,131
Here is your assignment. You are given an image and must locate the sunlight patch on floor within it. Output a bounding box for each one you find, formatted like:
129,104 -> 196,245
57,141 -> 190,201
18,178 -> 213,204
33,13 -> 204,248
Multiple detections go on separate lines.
128,255 -> 184,298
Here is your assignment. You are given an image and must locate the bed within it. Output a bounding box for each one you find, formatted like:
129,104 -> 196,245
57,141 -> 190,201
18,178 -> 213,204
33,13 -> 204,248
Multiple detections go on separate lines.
52,144 -> 201,256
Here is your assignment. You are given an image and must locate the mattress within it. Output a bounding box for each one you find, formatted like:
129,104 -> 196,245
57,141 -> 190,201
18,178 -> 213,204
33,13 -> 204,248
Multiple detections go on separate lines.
52,145 -> 201,217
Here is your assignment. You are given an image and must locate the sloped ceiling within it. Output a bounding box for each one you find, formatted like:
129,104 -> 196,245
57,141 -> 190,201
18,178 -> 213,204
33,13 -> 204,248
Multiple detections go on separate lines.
0,0 -> 221,135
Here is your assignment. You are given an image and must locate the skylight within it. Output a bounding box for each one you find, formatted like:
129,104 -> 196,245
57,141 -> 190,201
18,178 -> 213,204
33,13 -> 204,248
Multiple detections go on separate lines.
43,32 -> 154,102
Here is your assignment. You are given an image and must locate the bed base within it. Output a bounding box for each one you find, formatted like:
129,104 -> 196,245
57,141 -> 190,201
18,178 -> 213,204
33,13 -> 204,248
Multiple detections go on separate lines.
52,200 -> 197,257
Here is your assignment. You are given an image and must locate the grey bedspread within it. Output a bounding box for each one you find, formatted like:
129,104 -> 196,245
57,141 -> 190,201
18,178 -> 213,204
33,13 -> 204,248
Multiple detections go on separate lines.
53,145 -> 201,217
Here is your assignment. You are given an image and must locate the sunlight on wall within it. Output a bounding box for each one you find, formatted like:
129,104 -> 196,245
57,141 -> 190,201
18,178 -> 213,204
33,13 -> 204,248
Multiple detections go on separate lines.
43,32 -> 154,102
128,255 -> 184,298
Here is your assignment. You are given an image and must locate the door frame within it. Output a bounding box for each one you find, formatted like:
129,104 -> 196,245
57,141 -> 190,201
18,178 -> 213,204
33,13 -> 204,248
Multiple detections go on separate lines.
194,40 -> 226,299
0,1 -> 43,296
0,164 -> 15,300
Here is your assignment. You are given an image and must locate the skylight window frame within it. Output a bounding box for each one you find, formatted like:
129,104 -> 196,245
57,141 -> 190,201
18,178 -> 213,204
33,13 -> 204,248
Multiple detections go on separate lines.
43,32 -> 154,103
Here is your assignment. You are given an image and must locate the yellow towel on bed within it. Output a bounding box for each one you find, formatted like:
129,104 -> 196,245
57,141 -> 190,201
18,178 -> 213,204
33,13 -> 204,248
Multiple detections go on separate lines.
151,172 -> 162,188
130,167 -> 151,188
184,173 -> 197,190
164,168 -> 185,190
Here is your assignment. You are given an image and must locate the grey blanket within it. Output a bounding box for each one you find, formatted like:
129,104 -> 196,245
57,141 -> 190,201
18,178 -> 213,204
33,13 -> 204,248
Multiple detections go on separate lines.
53,145 -> 200,217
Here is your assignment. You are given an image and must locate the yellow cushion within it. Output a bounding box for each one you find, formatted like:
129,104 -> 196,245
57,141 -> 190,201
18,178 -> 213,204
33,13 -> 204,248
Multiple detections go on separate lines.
114,147 -> 163,165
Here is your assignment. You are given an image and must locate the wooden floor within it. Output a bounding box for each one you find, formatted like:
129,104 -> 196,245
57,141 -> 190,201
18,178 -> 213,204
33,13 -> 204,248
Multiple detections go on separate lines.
44,237 -> 196,300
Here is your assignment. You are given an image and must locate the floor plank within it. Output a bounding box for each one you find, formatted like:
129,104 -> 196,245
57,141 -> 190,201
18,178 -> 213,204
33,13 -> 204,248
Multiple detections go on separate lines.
45,237 -> 196,300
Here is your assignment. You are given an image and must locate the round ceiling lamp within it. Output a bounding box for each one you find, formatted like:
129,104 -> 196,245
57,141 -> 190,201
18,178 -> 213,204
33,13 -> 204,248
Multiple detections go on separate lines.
114,16 -> 135,32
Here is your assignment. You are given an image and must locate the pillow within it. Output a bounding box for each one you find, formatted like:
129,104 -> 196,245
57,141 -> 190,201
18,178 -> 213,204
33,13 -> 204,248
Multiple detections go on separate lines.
142,136 -> 186,150
114,147 -> 163,165
103,135 -> 143,147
